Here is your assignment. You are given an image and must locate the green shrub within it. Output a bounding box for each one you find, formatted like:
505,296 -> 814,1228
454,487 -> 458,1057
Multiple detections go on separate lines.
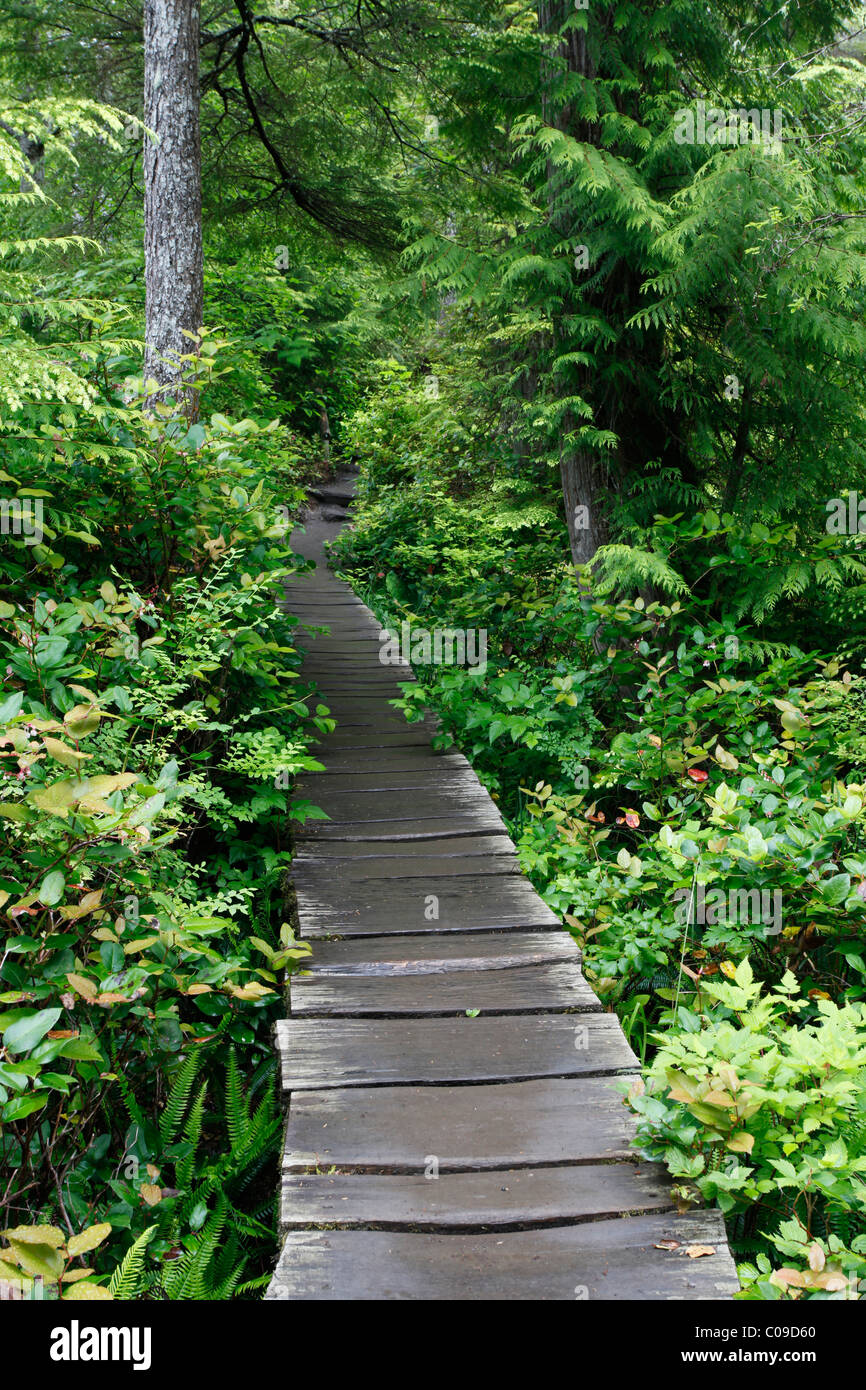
628,960 -> 866,1299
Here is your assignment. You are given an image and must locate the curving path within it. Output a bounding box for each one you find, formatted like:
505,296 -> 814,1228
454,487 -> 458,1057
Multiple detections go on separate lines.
265,471 -> 738,1301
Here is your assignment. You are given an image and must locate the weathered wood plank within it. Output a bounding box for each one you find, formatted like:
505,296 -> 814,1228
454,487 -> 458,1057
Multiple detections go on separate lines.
282,585 -> 355,598
299,653 -> 406,662
303,778 -> 494,811
300,634 -> 390,646
287,608 -> 361,617
292,840 -> 523,882
292,877 -> 559,936
304,696 -> 419,711
312,711 -> 435,730
299,803 -> 498,830
266,1212 -> 738,1300
313,754 -> 467,779
290,593 -> 366,607
298,626 -> 385,641
311,749 -> 459,770
301,930 -> 578,974
299,650 -> 400,663
276,1014 -> 636,1090
302,677 -> 415,691
283,1077 -> 639,1172
293,845 -> 528,900
290,962 -> 599,1017
294,609 -> 374,624
313,730 -> 437,748
307,479 -> 357,505
296,814 -> 508,843
280,1163 -> 673,1230
298,674 -> 416,689
299,680 -> 415,693
293,830 -> 515,852
309,703 -> 424,721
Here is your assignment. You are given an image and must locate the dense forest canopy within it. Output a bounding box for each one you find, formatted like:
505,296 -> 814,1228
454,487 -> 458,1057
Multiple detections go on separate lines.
0,0 -> 865,1305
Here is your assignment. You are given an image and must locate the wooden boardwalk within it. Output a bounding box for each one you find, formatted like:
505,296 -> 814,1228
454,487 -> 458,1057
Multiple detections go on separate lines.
266,473 -> 738,1301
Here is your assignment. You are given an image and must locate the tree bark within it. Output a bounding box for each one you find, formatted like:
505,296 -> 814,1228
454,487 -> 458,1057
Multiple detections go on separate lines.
144,0 -> 203,416
559,432 -> 609,568
537,0 -> 610,569
319,405 -> 331,464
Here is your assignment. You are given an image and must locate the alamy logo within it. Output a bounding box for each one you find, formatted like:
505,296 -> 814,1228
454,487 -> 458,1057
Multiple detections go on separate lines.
0,496 -> 43,545
674,100 -> 784,146
379,622 -> 487,672
674,883 -> 782,936
825,491 -> 866,535
50,1320 -> 152,1371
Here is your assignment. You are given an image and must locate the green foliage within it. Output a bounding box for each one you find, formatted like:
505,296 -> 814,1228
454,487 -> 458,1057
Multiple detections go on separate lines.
0,305 -> 321,1294
339,338 -> 866,1301
629,962 -> 866,1299
5,0 -> 866,1307
0,1217 -> 113,1300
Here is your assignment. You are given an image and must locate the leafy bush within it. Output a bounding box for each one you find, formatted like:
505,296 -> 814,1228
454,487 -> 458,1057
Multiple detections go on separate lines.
339,366 -> 866,1298
629,961 -> 866,1299
0,359 -> 329,1293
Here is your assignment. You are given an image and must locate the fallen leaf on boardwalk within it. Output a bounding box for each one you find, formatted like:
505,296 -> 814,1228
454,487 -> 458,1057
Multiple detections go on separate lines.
685,1245 -> 715,1258
654,1239 -> 680,1251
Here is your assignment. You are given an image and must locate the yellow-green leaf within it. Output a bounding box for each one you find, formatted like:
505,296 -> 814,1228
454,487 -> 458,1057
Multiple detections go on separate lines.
66,972 -> 98,1001
3,1224 -> 66,1247
7,1239 -> 64,1280
727,1132 -> 755,1154
63,1280 -> 113,1300
42,736 -> 90,768
67,1223 -> 111,1258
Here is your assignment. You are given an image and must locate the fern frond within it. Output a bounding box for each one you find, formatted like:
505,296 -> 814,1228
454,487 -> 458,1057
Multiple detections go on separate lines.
109,1226 -> 157,1301
159,1049 -> 202,1146
225,1047 -> 249,1151
175,1081 -> 208,1190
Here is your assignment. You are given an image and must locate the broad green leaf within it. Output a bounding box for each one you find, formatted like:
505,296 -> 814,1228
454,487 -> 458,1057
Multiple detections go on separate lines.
2,1224 -> 65,1248
6,1240 -> 64,1280
0,690 -> 23,721
1,1093 -> 49,1122
38,869 -> 65,907
3,1008 -> 62,1054
63,1281 -> 113,1300
67,1223 -> 111,1258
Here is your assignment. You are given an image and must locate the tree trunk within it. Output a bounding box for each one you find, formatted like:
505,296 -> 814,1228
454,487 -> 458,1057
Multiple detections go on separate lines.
319,406 -> 332,464
538,0 -> 610,570
560,433 -> 609,570
144,0 -> 203,416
